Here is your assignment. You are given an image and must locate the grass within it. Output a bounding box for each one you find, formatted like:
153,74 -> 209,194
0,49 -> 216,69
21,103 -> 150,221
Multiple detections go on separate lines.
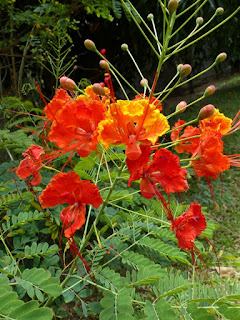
168,74 -> 240,264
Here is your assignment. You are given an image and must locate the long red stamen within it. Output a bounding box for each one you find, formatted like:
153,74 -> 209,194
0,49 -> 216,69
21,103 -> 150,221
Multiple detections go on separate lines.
135,71 -> 159,140
36,82 -> 47,106
151,181 -> 173,221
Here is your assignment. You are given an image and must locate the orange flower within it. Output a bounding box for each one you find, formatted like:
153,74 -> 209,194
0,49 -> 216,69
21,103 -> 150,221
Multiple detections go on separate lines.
199,109 -> 232,135
16,145 -> 44,186
191,129 -> 230,179
97,99 -> 169,160
171,119 -> 200,154
133,94 -> 162,112
39,172 -> 103,239
44,89 -> 72,122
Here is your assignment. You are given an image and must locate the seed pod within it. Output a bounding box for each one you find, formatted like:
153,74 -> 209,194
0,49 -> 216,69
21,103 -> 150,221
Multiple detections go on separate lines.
198,104 -> 215,120
176,101 -> 187,113
84,39 -> 96,51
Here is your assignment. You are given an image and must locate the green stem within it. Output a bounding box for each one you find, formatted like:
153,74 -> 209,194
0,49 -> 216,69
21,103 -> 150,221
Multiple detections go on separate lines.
155,134 -> 201,148
96,49 -> 141,95
120,0 -> 161,59
165,118 -> 199,135
177,0 -> 203,18
167,6 -> 240,57
160,76 -> 182,103
166,95 -> 205,119
170,0 -> 208,39
125,0 -> 163,49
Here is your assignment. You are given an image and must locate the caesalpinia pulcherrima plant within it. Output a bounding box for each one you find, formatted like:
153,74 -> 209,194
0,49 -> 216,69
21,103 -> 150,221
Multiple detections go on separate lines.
5,0 -> 240,318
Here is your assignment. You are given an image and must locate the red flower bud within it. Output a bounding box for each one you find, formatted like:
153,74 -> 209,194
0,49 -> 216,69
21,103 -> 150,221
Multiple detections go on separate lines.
176,101 -> 187,113
198,104 -> 215,120
196,17 -> 204,25
99,60 -> 108,69
121,43 -> 128,51
204,85 -> 215,97
84,39 -> 96,51
140,78 -> 148,87
180,64 -> 192,78
92,83 -> 106,96
60,76 -> 78,91
168,0 -> 178,13
215,52 -> 227,64
216,7 -> 224,15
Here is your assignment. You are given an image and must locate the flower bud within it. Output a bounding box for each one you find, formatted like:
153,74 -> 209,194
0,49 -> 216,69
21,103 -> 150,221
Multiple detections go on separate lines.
99,82 -> 105,87
121,43 -> 128,51
180,64 -> 192,78
176,101 -> 187,113
140,78 -> 148,87
198,104 -> 215,120
196,17 -> 204,25
84,39 -> 96,51
216,7 -> 224,15
60,76 -> 78,91
99,60 -> 108,69
204,85 -> 215,97
92,83 -> 106,96
168,0 -> 178,13
215,52 -> 227,64
177,64 -> 183,73
147,13 -> 154,21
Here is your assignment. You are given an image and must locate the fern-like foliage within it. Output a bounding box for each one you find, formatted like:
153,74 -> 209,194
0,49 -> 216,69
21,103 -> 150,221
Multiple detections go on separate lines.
15,268 -> 62,302
0,275 -> 53,320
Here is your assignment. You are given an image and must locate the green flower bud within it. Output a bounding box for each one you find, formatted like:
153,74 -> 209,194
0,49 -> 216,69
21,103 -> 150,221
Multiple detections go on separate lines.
121,43 -> 128,51
168,0 -> 178,13
176,101 -> 187,113
99,60 -> 108,69
84,39 -> 96,51
204,85 -> 215,97
180,64 -> 192,78
216,7 -> 224,15
198,104 -> 215,120
140,78 -> 148,87
147,13 -> 154,21
177,64 -> 183,73
215,52 -> 227,64
196,17 -> 204,25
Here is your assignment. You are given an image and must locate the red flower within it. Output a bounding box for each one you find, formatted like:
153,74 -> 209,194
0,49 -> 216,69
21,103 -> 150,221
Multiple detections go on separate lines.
39,172 -> 103,239
16,145 -> 44,186
127,145 -> 188,198
171,119 -> 200,154
170,202 -> 207,250
44,89 -> 72,122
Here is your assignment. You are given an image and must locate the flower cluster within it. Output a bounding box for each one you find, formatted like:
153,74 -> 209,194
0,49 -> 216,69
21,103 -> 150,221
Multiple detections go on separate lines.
15,71 -> 240,261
